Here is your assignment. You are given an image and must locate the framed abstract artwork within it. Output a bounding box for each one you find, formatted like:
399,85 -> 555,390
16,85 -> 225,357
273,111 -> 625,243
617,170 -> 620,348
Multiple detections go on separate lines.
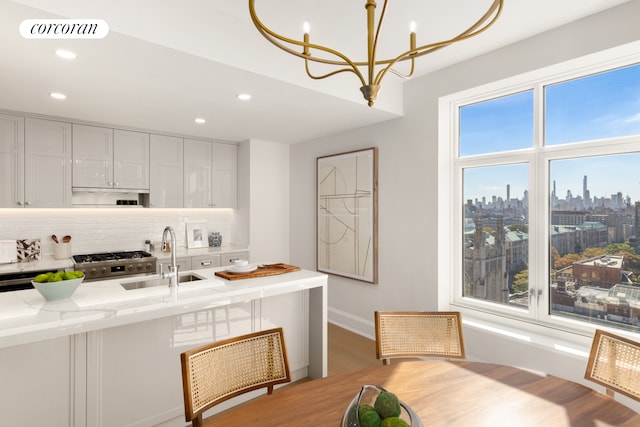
317,147 -> 378,283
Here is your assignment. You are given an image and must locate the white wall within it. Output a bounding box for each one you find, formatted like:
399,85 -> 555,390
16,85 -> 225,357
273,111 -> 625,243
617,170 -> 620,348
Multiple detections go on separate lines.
289,0 -> 640,407
247,139 -> 290,263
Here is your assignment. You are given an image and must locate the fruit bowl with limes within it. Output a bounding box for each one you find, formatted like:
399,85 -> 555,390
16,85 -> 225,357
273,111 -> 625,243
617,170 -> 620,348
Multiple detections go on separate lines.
341,384 -> 422,427
31,271 -> 85,301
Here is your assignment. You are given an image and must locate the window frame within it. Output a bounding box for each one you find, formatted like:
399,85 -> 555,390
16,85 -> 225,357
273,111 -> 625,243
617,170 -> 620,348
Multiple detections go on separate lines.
438,41 -> 640,339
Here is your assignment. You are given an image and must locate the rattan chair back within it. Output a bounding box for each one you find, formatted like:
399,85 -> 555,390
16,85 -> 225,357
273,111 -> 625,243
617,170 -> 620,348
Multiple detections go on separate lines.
180,327 -> 291,427
584,329 -> 640,402
375,311 -> 466,365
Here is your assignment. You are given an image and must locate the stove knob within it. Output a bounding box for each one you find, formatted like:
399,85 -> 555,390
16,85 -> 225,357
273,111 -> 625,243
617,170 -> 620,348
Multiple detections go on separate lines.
100,267 -> 108,275
127,265 -> 135,273
136,264 -> 144,271
90,268 -> 98,277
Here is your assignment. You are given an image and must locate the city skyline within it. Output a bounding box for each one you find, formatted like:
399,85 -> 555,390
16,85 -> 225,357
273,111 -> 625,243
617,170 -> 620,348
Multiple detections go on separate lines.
464,153 -> 640,205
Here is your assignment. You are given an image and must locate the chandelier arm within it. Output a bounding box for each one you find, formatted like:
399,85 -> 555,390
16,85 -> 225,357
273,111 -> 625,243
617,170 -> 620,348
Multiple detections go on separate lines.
383,56 -> 416,80
304,58 -> 361,81
373,0 -> 503,85
249,0 -> 367,86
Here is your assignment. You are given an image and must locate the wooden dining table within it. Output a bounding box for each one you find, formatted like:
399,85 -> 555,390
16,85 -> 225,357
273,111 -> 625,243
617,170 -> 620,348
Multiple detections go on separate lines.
203,360 -> 640,426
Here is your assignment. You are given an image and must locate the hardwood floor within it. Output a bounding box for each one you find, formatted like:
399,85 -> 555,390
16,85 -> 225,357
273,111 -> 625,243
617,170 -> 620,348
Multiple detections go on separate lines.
328,322 -> 381,376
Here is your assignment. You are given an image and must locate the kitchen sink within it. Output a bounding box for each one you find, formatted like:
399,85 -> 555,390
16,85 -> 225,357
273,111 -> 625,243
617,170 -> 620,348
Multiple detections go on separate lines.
120,273 -> 204,290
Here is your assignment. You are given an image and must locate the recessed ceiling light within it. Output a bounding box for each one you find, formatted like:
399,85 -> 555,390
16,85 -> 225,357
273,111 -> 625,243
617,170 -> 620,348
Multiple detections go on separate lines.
50,92 -> 66,100
195,118 -> 206,124
237,93 -> 251,101
55,49 -> 76,59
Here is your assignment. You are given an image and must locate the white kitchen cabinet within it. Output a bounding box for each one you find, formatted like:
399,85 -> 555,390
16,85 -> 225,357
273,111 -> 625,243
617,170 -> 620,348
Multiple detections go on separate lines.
24,118 -> 72,207
87,303 -> 252,427
0,114 -> 24,208
73,124 -> 149,190
113,129 -> 149,189
212,142 -> 238,208
150,134 -> 183,208
1,116 -> 72,208
156,256 -> 191,274
0,336 -> 76,426
220,251 -> 249,266
191,253 -> 221,269
184,139 -> 237,208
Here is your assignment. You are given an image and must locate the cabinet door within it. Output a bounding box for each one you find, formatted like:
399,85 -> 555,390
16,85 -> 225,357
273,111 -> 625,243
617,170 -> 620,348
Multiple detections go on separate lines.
24,118 -> 72,207
184,139 -> 212,208
149,134 -> 183,208
0,114 -> 24,208
113,129 -> 149,190
211,143 -> 238,208
72,124 -> 113,188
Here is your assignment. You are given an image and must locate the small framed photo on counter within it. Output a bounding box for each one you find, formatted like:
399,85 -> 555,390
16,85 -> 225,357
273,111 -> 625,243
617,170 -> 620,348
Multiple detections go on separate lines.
186,222 -> 209,248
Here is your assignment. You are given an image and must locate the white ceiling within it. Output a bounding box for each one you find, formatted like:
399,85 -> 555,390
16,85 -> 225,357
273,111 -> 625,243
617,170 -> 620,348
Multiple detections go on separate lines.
0,0 -> 631,143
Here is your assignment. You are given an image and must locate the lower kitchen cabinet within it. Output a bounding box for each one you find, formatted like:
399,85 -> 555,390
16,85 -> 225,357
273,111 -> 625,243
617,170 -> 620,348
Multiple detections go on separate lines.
191,254 -> 220,269
0,292 -> 313,427
0,336 -> 76,426
156,256 -> 192,274
88,302 -> 253,427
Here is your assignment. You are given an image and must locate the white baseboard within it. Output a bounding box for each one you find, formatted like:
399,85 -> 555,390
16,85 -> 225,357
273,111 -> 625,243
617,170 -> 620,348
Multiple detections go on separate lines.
328,307 -> 375,340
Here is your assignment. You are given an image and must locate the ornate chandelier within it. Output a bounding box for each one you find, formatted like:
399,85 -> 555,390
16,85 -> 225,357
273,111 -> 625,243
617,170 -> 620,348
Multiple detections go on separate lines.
249,0 -> 504,107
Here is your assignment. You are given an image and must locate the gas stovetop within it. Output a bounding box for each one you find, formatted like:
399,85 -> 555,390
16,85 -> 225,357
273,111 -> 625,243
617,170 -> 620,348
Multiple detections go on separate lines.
72,250 -> 153,264
72,251 -> 157,280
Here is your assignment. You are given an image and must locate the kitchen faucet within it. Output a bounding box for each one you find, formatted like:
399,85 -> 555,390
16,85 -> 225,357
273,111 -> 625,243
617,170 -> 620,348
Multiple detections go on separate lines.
161,226 -> 178,290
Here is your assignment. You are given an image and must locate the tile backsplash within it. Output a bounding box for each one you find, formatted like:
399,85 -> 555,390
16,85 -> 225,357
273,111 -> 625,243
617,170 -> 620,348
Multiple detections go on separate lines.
0,209 -> 237,257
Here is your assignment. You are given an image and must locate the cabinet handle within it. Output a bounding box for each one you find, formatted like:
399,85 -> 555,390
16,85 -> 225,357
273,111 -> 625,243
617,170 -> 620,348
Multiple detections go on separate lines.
200,260 -> 212,266
16,201 -> 23,206
114,182 -> 119,186
25,201 -> 31,206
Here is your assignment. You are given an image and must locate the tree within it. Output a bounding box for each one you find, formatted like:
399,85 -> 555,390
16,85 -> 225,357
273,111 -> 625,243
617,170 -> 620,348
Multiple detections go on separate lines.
555,253 -> 581,270
507,224 -> 528,233
512,270 -> 528,294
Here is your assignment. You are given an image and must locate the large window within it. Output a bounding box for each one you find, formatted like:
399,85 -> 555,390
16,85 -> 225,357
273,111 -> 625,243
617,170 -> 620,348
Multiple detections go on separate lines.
441,51 -> 640,335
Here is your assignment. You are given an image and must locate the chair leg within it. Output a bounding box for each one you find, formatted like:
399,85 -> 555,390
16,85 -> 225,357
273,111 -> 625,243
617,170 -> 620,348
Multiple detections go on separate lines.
193,414 -> 203,427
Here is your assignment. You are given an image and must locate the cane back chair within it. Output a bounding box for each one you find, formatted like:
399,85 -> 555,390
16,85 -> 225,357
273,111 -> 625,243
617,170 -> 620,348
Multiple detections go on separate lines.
375,311 -> 466,365
180,327 -> 291,427
584,328 -> 640,402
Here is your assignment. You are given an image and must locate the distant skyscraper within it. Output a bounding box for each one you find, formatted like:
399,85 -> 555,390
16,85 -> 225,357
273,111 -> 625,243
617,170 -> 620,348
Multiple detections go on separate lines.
583,175 -> 591,205
507,184 -> 510,203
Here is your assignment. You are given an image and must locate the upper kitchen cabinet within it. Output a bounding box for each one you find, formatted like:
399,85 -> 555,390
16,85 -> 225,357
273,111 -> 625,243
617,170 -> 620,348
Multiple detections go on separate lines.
72,124 -> 149,191
184,139 -> 237,208
149,134 -> 183,208
0,116 -> 72,208
0,114 -> 24,208
212,142 -> 238,208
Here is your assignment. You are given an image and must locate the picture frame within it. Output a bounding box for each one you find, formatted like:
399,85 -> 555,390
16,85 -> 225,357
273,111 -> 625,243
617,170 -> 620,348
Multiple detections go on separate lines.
186,222 -> 209,248
317,147 -> 378,283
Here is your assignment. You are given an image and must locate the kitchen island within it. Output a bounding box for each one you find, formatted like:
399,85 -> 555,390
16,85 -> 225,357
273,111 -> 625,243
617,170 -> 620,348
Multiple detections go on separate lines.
0,266 -> 327,427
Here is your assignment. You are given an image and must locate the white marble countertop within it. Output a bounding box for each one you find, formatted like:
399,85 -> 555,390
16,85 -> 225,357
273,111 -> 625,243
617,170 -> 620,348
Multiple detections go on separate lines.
0,265 -> 327,349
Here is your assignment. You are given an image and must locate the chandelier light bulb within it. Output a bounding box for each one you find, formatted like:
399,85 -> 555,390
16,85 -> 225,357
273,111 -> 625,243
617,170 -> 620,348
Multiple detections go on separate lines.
303,21 -> 310,34
409,21 -> 417,33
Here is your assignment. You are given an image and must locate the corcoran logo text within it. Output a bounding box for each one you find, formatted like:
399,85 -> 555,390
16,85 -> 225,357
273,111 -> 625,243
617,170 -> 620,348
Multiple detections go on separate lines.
19,19 -> 109,39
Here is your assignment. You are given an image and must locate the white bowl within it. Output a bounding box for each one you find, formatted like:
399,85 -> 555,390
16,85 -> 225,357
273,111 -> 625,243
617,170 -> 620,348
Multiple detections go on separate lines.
233,259 -> 249,268
32,277 -> 84,301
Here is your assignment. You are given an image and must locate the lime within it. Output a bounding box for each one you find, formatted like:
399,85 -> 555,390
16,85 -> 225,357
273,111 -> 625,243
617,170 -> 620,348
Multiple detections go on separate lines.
34,273 -> 50,283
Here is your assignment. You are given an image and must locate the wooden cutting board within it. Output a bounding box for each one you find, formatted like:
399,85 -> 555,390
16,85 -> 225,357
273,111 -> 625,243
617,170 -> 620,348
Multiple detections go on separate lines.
215,263 -> 301,281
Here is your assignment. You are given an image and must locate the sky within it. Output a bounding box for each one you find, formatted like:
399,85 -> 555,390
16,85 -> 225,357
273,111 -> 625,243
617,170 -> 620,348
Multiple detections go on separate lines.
460,62 -> 640,203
